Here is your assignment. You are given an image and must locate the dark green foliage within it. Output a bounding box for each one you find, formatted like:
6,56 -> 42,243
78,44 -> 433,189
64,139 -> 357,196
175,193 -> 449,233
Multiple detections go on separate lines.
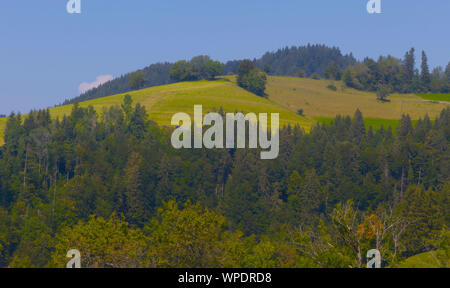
296,69 -> 306,78
63,46 -> 448,106
170,56 -> 224,82
310,73 -> 320,80
403,48 -> 416,90
250,44 -> 356,77
0,100 -> 448,267
129,71 -> 146,90
169,60 -> 192,82
343,48 -> 449,94
376,84 -> 390,101
420,51 -> 431,92
446,62 -> 450,83
327,84 -> 337,91
325,61 -> 342,80
237,60 -> 267,96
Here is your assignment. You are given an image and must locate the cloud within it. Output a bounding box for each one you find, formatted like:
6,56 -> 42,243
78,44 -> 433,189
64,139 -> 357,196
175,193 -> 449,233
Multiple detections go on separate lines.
78,75 -> 114,94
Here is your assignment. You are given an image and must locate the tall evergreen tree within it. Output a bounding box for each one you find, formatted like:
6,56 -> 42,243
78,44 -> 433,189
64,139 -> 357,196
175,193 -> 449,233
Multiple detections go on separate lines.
351,109 -> 366,143
420,51 -> 431,91
402,48 -> 415,89
445,62 -> 450,84
123,152 -> 145,226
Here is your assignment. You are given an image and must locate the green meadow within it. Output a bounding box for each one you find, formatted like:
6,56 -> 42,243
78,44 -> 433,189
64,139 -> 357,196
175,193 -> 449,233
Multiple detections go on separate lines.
0,76 -> 448,145
264,76 -> 447,120
313,117 -> 409,132
0,118 -> 6,145
396,251 -> 447,268
418,93 -> 450,102
40,80 -> 310,128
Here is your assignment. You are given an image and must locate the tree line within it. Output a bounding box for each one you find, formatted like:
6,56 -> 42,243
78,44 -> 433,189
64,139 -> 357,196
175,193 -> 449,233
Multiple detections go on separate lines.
0,97 -> 448,267
338,48 -> 450,95
63,45 -> 359,104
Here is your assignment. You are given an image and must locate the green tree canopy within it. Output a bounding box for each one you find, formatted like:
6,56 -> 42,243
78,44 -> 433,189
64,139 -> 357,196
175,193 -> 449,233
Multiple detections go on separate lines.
129,71 -> 146,90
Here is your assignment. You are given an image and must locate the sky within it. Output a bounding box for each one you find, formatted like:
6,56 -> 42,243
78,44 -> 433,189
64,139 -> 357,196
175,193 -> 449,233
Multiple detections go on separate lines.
0,0 -> 449,115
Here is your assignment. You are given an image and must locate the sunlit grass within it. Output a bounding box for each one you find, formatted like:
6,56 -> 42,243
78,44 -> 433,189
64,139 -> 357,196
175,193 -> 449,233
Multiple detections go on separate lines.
1,76 -> 447,145
396,251 -> 446,268
265,76 -> 448,120
0,118 -> 6,145
314,117 -> 420,133
0,80 -> 312,144
418,93 -> 450,102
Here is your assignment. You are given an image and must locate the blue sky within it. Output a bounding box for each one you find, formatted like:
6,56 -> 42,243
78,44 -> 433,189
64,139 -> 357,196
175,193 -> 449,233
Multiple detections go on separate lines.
0,0 -> 449,115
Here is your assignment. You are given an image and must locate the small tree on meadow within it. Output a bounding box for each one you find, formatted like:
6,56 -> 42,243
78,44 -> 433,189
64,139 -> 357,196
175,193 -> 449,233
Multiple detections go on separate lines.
296,69 -> 306,78
376,84 -> 390,102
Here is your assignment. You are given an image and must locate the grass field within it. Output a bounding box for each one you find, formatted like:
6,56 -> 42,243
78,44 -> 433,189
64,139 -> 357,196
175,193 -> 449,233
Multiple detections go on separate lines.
50,80 -> 311,128
396,251 -> 447,268
0,80 -> 310,145
0,118 -> 6,145
1,76 -> 448,145
313,117 -> 410,132
418,93 -> 450,102
264,76 -> 448,120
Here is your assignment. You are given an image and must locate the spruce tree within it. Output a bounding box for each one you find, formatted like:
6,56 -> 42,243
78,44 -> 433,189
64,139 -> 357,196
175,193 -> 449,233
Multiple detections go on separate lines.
420,51 -> 431,92
402,48 -> 415,90
351,109 -> 366,143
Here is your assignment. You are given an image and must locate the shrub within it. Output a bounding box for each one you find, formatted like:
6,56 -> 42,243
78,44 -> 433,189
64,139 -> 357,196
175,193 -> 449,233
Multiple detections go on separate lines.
310,73 -> 321,80
296,69 -> 306,78
327,84 -> 337,91
376,85 -> 391,102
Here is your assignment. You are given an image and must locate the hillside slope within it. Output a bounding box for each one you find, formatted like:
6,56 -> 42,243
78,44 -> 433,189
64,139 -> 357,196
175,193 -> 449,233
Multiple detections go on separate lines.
0,118 -> 6,144
0,79 -> 310,145
265,76 -> 448,122
1,76 -> 448,145
52,79 -> 309,126
397,251 -> 447,268
64,44 -> 355,104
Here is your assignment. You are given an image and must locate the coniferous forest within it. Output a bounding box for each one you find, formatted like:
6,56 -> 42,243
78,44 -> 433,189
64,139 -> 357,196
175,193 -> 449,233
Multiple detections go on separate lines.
0,98 -> 448,268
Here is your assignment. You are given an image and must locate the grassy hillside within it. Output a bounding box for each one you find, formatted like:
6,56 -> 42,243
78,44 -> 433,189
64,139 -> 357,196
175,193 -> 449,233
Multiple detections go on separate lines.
265,76 -> 447,121
0,118 -> 6,145
418,93 -> 450,102
50,79 -> 310,126
313,117 -> 417,132
0,79 -> 310,145
397,251 -> 447,268
1,76 -> 448,145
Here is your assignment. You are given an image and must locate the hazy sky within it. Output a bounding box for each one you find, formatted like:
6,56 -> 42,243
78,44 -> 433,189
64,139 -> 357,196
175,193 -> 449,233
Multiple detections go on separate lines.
0,0 -> 449,115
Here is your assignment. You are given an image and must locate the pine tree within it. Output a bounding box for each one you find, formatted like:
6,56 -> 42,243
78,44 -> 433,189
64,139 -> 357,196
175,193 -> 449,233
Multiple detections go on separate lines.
420,51 -> 431,92
300,169 -> 322,216
351,109 -> 366,143
123,152 -> 145,226
402,48 -> 415,90
399,185 -> 444,256
445,62 -> 450,85
398,114 -> 413,138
